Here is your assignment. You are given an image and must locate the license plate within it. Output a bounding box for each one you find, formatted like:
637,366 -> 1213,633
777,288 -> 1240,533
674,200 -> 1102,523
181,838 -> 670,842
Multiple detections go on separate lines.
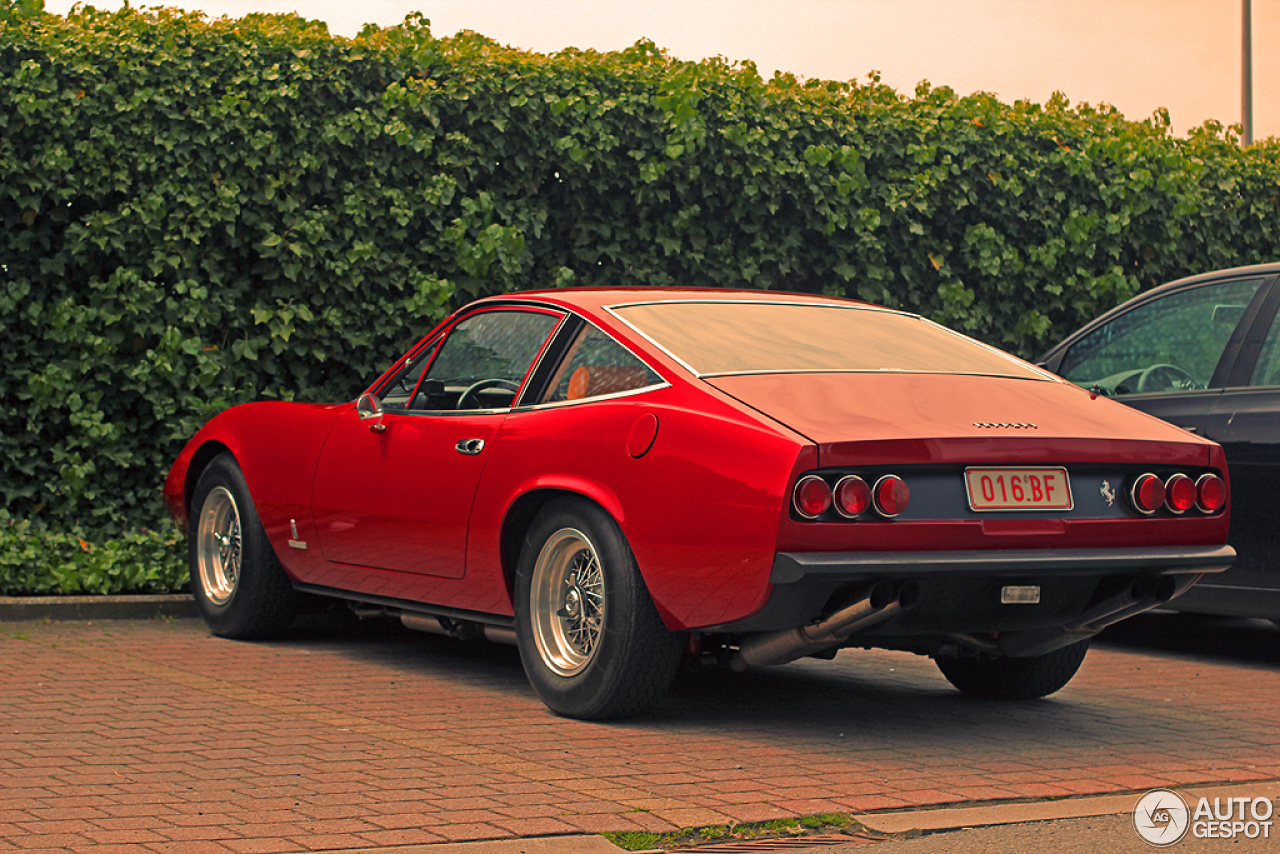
964,467 -> 1073,511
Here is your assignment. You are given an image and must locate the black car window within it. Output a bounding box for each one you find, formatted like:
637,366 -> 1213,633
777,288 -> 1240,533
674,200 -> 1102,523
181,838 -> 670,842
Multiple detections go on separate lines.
1248,311 -> 1280,387
420,309 -> 563,411
1057,278 -> 1266,395
542,325 -> 662,403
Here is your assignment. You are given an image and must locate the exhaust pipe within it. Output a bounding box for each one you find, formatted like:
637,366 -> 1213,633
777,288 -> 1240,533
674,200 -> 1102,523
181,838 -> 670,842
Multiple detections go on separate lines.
400,613 -> 518,645
401,612 -> 458,637
1066,575 -> 1179,632
732,581 -> 918,671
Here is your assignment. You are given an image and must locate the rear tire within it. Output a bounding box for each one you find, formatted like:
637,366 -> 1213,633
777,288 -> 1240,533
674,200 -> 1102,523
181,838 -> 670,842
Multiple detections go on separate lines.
935,639 -> 1089,700
189,453 -> 296,639
515,497 -> 681,720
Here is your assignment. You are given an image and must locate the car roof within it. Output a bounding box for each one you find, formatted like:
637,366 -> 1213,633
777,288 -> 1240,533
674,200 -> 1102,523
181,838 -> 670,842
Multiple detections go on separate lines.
473,287 -> 877,317
1144,262 -> 1280,295
462,288 -> 903,381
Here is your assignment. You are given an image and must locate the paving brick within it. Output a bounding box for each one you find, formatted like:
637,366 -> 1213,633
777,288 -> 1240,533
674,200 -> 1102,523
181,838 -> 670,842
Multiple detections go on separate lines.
155,825 -> 243,842
488,817 -> 581,837
401,822 -> 508,842
222,838 -> 305,853
354,827 -> 448,846
146,841 -> 238,853
772,798 -> 852,815
5,832 -> 95,849
12,820 -> 96,836
20,806 -> 111,822
557,813 -> 657,834
80,828 -> 169,845
836,794 -> 914,812
716,802 -> 801,823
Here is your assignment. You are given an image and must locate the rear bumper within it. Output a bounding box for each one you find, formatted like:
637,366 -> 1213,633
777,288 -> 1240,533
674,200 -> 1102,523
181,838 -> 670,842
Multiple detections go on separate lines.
714,544 -> 1234,635
770,544 -> 1236,584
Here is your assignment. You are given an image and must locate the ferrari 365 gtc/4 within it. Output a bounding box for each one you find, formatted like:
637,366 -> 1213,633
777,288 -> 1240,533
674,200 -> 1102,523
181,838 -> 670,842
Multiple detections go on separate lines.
165,289 -> 1234,718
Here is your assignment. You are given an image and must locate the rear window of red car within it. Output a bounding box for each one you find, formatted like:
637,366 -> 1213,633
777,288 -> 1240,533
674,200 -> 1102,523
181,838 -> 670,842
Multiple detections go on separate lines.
611,301 -> 1047,380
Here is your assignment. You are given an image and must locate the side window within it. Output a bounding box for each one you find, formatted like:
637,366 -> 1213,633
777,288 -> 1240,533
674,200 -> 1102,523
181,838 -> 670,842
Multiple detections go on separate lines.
1058,278 -> 1265,395
422,309 -> 562,411
1249,313 -> 1280,387
544,325 -> 662,403
379,339 -> 441,409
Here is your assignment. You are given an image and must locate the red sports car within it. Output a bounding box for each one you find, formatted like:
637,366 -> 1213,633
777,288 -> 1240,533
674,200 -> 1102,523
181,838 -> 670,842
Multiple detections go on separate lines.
165,289 -> 1235,719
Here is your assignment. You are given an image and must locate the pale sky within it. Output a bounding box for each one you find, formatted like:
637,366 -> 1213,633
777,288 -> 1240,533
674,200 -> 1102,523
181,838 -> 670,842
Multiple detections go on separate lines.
44,0 -> 1280,139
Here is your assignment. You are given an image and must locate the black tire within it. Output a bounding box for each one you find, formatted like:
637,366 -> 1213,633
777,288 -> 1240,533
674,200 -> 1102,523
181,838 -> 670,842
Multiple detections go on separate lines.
935,638 -> 1090,700
514,497 -> 681,720
189,453 -> 296,639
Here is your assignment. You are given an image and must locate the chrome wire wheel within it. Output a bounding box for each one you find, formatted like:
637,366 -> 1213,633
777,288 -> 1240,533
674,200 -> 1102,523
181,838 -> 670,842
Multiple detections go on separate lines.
195,485 -> 242,606
529,527 -> 605,677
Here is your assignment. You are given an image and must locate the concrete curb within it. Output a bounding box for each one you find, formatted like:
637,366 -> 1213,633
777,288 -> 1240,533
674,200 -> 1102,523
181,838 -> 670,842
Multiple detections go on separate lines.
0,593 -> 198,622
857,779 -> 1280,835
253,782 -> 1280,853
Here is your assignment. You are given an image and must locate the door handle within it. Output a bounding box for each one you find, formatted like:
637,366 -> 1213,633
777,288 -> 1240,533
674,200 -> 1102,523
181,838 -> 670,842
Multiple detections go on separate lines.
456,438 -> 485,455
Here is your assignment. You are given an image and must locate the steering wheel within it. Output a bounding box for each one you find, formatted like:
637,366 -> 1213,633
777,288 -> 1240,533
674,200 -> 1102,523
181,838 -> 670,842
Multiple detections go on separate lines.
1135,363 -> 1202,393
456,378 -> 520,410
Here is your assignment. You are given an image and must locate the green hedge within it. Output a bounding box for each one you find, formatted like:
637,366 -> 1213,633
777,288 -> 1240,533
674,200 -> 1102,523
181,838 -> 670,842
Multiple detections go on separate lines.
0,512 -> 185,595
3,3 -> 1280,592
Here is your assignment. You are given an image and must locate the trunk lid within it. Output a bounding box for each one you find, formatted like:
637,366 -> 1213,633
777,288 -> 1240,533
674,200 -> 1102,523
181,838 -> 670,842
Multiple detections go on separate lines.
705,372 -> 1217,467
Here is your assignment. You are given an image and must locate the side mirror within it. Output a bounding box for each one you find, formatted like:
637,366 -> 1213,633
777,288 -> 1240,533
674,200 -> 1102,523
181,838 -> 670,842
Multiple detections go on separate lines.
356,392 -> 386,432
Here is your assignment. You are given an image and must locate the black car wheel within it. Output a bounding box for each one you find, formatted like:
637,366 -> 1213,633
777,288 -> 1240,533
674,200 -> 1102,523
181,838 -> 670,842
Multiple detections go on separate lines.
515,497 -> 681,720
935,638 -> 1090,700
190,453 -> 296,639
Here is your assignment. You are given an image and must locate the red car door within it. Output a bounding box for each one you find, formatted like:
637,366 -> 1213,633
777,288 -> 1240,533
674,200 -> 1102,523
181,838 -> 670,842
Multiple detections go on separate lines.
311,409 -> 504,579
310,306 -> 565,579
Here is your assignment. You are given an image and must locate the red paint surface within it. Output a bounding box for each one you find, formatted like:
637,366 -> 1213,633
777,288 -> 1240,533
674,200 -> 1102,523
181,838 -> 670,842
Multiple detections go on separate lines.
311,409 -> 506,579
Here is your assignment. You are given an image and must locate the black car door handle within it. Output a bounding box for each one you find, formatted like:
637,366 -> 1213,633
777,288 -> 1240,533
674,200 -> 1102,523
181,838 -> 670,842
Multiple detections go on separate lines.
456,438 -> 485,455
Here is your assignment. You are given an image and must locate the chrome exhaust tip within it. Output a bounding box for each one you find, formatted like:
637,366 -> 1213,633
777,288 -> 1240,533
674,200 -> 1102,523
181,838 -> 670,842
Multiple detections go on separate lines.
731,580 -> 917,671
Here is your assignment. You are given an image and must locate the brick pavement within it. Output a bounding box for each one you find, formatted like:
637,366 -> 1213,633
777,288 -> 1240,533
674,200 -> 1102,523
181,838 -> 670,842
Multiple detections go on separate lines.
1,612 -> 1279,853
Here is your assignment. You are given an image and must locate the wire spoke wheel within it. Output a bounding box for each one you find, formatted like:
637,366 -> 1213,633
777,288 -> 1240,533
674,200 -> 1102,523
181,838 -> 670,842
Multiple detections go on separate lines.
530,527 -> 605,677
188,453 -> 296,639
195,485 -> 242,606
515,497 -> 683,719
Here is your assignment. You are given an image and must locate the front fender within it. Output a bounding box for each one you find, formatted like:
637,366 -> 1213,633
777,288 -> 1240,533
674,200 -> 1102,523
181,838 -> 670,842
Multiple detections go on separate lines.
163,401 -> 347,539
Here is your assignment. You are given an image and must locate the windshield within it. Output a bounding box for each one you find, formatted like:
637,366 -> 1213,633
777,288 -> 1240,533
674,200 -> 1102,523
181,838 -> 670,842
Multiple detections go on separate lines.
611,301 -> 1046,379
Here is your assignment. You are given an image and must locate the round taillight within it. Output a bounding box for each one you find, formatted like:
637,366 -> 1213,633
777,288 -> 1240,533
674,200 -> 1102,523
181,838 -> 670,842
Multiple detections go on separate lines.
1164,473 -> 1196,514
1196,473 -> 1227,513
1130,473 -> 1165,515
873,475 -> 910,518
793,475 -> 832,519
833,475 -> 872,519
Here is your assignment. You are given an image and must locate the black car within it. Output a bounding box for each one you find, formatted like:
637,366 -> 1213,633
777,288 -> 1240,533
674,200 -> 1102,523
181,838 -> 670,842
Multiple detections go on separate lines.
1039,262 -> 1280,622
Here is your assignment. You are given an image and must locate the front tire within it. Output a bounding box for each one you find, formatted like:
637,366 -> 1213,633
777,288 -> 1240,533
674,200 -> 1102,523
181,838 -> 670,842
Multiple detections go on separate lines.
190,453 -> 296,639
935,639 -> 1090,700
515,497 -> 681,720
